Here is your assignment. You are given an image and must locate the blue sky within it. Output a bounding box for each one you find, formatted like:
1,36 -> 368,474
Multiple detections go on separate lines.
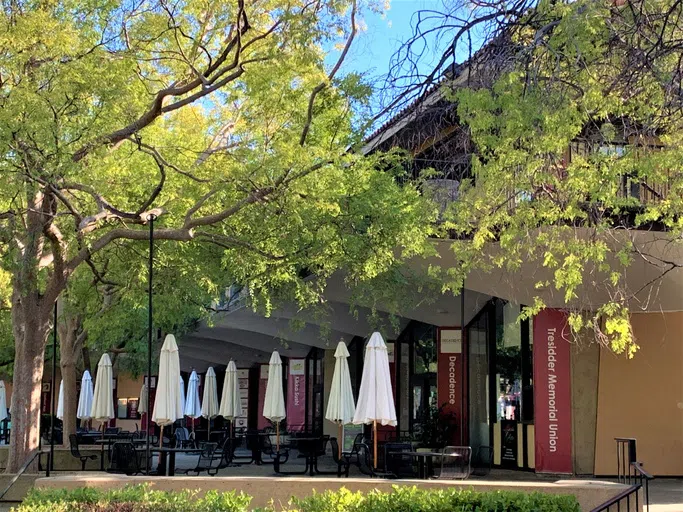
342,1 -> 444,79
326,0 -> 454,117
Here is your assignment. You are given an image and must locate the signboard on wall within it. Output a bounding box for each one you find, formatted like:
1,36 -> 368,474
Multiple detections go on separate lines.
533,309 -> 573,474
287,359 -> 306,431
437,328 -> 464,445
236,368 -> 249,430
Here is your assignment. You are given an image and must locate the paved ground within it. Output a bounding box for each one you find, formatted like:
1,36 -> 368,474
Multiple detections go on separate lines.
648,479 -> 683,511
0,450 -> 680,510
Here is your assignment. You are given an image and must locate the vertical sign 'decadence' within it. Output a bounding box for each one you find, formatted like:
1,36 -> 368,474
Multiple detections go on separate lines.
533,309 -> 573,474
437,327 -> 464,445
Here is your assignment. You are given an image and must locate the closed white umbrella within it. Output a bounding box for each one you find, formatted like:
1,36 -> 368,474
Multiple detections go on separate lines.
138,383 -> 148,417
152,334 -> 183,446
77,370 -> 94,422
179,375 -> 186,414
201,367 -> 219,439
91,354 -> 115,450
325,342 -> 356,456
184,370 -> 202,431
0,380 -> 8,423
353,332 -> 396,467
56,380 -> 64,420
263,351 -> 286,451
219,361 -> 242,436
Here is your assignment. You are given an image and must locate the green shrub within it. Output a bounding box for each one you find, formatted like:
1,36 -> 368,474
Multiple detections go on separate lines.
279,486 -> 580,512
19,486 -> 252,512
17,484 -> 580,512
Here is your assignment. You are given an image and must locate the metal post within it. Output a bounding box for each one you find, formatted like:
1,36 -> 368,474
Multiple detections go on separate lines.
146,214 -> 155,473
460,281 -> 465,446
48,301 -> 58,475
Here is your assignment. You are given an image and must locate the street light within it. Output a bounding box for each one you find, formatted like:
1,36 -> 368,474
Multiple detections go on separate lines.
48,302 -> 57,475
146,213 -> 156,474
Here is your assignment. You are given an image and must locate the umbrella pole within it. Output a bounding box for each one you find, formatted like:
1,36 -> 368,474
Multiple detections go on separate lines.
373,420 -> 377,469
101,422 -> 105,470
338,424 -> 342,458
159,424 -> 164,447
276,422 -> 280,452
208,419 -> 211,442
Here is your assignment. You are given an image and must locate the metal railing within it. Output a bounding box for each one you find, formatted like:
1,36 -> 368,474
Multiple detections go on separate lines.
590,483 -> 642,512
0,450 -> 48,502
590,437 -> 654,512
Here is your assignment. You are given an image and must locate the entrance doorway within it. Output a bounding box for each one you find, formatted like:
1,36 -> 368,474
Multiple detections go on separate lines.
467,300 -> 535,470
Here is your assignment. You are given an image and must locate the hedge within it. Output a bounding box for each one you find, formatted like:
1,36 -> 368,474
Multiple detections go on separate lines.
18,485 -> 581,512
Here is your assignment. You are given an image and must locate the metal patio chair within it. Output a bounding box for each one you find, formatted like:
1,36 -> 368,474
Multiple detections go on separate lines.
357,443 -> 395,479
436,446 -> 472,480
107,441 -> 141,475
185,442 -> 221,476
471,445 -> 493,476
384,442 -> 415,478
69,434 -> 98,471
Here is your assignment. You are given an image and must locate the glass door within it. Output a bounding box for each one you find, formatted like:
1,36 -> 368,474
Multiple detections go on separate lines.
468,310 -> 490,458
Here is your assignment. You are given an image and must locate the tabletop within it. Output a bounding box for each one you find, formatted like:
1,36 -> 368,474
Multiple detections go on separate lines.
388,451 -> 461,458
134,447 -> 201,453
94,438 -> 147,444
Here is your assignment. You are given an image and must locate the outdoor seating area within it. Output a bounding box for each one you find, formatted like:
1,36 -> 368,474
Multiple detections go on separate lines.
48,332 -> 488,483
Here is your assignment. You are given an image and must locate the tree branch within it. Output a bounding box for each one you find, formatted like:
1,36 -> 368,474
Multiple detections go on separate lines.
300,0 -> 357,146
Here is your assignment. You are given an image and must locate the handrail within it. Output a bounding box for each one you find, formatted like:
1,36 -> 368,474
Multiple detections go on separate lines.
631,462 -> 654,511
590,484 -> 641,512
0,450 -> 46,501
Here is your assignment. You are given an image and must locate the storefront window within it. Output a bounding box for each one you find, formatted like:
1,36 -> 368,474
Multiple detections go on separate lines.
411,323 -> 437,429
495,301 -> 522,422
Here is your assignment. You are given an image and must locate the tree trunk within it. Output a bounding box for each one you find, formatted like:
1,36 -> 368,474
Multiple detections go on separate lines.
7,297 -> 51,473
57,314 -> 85,447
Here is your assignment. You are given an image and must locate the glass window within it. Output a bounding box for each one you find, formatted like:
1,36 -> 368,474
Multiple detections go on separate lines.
495,301 -> 522,422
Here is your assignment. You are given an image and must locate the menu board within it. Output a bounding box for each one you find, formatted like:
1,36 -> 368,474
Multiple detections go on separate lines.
343,424 -> 363,452
236,369 -> 249,429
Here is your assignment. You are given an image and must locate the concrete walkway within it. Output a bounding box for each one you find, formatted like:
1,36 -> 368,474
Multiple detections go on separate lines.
0,452 -> 681,511
649,479 -> 683,511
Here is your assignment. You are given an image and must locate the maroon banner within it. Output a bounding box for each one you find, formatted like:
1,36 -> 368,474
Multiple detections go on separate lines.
437,328 -> 465,445
287,359 -> 306,432
257,364 -> 269,430
533,309 -> 573,474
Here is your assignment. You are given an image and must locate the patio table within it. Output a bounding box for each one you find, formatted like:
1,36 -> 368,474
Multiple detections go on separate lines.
275,436 -> 323,477
387,451 -> 461,479
94,438 -> 146,470
135,446 -> 201,476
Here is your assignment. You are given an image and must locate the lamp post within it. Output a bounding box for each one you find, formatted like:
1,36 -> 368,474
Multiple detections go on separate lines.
146,213 -> 155,474
48,301 -> 57,475
460,280 -> 465,446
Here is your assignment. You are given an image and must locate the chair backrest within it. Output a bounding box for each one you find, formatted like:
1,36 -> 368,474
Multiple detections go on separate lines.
261,434 -> 274,454
104,427 -> 121,435
330,438 -> 342,463
440,446 -> 472,479
473,445 -> 493,475
69,434 -> 81,457
384,442 -> 413,477
315,436 -> 330,457
245,431 -> 259,451
108,442 -> 139,475
356,443 -> 375,476
196,442 -> 218,470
